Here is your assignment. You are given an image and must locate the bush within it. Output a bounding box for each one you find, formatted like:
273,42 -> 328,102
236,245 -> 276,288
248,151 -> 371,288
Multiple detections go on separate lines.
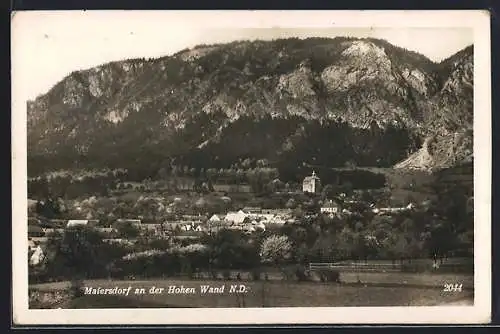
317,269 -> 341,283
295,266 -> 311,282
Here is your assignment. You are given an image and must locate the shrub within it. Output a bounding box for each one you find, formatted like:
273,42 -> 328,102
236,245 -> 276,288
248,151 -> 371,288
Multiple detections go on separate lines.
294,266 -> 311,282
317,269 -> 341,283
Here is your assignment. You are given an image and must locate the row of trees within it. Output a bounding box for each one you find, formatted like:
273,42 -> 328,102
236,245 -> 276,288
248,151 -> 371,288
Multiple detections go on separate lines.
33,225 -> 290,282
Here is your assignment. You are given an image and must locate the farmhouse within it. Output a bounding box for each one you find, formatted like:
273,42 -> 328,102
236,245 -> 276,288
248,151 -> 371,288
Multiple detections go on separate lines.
302,171 -> 321,194
225,210 -> 248,224
320,200 -> 341,214
208,214 -> 222,223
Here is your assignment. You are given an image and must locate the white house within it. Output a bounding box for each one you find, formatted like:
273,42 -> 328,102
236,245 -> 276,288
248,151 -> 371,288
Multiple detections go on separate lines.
208,214 -> 222,223
320,200 -> 341,214
302,171 -> 321,194
225,210 -> 248,224
66,220 -> 89,228
29,245 -> 45,266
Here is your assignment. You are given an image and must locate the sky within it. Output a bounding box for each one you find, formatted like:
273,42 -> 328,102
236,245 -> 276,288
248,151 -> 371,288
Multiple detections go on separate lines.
12,11 -> 475,101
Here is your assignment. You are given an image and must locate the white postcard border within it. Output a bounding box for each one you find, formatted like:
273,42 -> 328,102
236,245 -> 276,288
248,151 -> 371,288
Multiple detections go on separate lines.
11,9 -> 492,325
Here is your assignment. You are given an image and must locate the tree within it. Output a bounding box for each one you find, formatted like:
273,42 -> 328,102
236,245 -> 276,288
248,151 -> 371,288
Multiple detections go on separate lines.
203,229 -> 259,270
310,234 -> 336,262
340,181 -> 353,196
116,222 -> 140,239
260,235 -> 292,266
285,198 -> 297,209
321,184 -> 337,199
45,226 -> 109,279
391,233 -> 410,264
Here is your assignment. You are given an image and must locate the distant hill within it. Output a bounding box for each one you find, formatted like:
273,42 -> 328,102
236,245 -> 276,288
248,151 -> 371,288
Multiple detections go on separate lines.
27,37 -> 473,178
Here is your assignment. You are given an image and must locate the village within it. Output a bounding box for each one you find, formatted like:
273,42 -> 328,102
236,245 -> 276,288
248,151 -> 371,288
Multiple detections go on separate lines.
28,171 -> 419,267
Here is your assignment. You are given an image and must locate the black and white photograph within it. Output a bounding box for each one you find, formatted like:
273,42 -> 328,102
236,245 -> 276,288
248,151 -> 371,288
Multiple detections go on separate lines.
11,10 -> 491,324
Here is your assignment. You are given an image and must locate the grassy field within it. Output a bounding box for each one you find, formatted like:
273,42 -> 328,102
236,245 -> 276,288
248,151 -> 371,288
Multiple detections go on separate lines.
30,272 -> 474,309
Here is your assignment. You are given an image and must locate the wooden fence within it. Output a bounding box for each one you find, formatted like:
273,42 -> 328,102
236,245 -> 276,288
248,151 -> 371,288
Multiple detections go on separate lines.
309,260 -> 473,273
309,262 -> 403,272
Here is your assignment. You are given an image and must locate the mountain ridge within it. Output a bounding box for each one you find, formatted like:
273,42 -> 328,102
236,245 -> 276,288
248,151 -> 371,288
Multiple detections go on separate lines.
27,37 -> 473,178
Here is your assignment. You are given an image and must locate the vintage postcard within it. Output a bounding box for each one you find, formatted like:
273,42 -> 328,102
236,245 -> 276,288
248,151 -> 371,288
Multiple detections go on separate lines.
11,10 -> 491,325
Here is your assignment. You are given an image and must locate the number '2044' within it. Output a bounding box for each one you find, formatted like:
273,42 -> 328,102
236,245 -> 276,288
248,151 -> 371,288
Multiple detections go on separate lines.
443,283 -> 463,292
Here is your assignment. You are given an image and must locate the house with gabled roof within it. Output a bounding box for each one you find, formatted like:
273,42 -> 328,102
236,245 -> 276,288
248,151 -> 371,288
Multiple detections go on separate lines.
320,199 -> 341,215
224,210 -> 248,224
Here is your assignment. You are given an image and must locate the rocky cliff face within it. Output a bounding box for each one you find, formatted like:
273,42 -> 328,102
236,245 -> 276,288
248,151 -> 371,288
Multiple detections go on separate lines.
27,37 -> 473,176
394,45 -> 473,171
